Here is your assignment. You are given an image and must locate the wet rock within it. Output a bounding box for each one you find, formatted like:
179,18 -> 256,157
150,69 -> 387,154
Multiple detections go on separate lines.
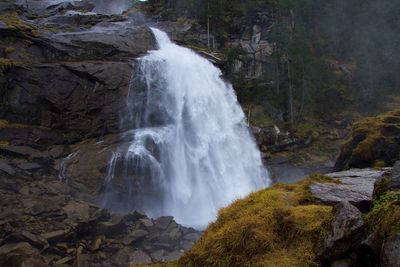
49,25 -> 154,60
317,202 -> 364,261
381,234 -> 400,267
3,62 -> 133,140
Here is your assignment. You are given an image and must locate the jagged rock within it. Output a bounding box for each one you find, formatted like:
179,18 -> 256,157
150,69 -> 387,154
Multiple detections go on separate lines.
2,62 -> 133,140
3,231 -> 48,249
381,234 -> 400,267
0,161 -> 15,175
0,242 -> 48,267
140,218 -> 154,228
317,202 -> 364,261
97,215 -> 126,237
310,169 -> 387,211
130,229 -> 148,239
41,229 -> 73,244
155,216 -> 173,230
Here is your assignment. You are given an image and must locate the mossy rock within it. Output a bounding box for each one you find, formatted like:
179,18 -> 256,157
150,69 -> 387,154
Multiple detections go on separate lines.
178,175 -> 336,267
366,191 -> 400,245
334,110 -> 400,171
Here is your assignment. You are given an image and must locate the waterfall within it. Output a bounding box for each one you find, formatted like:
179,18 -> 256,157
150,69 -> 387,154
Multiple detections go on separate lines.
102,28 -> 270,228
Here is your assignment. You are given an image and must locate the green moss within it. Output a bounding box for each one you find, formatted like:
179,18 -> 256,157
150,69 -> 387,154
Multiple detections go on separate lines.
0,12 -> 33,31
294,123 -> 315,140
366,191 -> 400,238
247,105 -> 274,128
337,109 -> 400,169
179,175 -> 336,267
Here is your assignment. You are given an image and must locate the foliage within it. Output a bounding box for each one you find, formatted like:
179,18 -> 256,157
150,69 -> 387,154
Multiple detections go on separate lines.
165,0 -> 400,126
366,191 -> 400,238
178,175 -> 335,267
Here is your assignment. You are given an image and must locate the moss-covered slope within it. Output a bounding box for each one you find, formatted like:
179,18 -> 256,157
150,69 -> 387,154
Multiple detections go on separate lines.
178,176 -> 335,267
335,110 -> 400,170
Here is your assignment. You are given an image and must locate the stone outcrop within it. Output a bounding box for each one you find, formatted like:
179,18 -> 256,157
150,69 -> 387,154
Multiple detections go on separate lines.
0,1 -> 155,141
334,110 -> 400,171
317,201 -> 364,261
381,234 -> 400,267
310,169 -> 388,211
0,4 -> 203,266
0,170 -> 201,266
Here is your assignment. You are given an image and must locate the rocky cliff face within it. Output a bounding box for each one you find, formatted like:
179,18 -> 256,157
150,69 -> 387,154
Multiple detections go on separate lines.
0,1 -> 154,141
0,1 -> 204,266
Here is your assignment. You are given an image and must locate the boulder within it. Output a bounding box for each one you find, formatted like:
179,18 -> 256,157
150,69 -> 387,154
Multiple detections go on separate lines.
334,110 -> 400,171
310,169 -> 387,211
381,234 -> 400,267
374,161 -> 400,198
48,25 -> 154,61
155,216 -> 173,230
317,202 -> 364,261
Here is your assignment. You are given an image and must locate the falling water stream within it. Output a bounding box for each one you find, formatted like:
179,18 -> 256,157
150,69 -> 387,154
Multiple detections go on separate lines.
102,28 -> 270,228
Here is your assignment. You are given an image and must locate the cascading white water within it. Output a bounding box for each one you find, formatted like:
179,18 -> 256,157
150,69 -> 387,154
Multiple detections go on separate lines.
103,28 -> 270,228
